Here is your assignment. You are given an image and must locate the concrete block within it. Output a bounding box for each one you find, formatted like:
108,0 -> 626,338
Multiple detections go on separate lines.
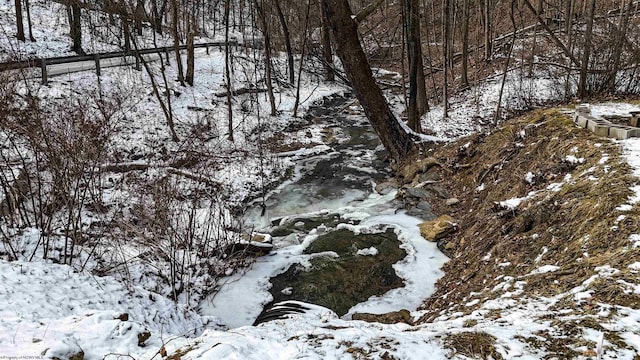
575,114 -> 589,128
586,118 -> 611,137
608,125 -> 640,140
630,111 -> 640,127
576,104 -> 591,114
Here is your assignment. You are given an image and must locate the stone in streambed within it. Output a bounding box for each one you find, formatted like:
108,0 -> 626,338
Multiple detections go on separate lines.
418,215 -> 457,242
352,309 -> 413,325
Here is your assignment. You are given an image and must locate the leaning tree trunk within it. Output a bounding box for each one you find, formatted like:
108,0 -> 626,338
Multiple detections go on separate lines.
321,0 -> 416,164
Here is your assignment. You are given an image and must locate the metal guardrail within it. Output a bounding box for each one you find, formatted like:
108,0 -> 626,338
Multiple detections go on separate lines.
0,40 -> 243,72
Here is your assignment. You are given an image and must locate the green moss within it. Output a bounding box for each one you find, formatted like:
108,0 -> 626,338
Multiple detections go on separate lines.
268,228 -> 406,315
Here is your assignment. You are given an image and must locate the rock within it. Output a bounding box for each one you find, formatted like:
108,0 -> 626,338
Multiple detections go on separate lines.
415,166 -> 443,183
116,313 -> 129,321
375,181 -> 397,195
241,232 -> 272,243
418,215 -> 457,241
444,241 -> 456,251
425,184 -> 451,199
445,198 -> 460,206
352,309 -> 413,325
399,187 -> 432,200
225,241 -> 274,256
138,331 -> 151,346
397,157 -> 441,183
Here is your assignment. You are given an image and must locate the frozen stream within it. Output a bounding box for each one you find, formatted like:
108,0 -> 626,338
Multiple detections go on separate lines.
200,94 -> 448,329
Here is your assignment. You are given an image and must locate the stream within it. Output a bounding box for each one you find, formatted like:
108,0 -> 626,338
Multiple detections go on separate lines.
200,93 -> 448,329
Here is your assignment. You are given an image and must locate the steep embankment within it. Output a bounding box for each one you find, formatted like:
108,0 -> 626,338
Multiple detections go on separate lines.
406,108 -> 640,356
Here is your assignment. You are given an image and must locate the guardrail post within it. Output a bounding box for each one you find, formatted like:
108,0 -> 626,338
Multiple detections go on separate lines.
94,54 -> 101,77
206,43 -> 209,55
40,59 -> 48,85
164,47 -> 171,66
134,51 -> 141,71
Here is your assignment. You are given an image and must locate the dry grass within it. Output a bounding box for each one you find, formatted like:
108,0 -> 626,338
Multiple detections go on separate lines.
418,109 -> 640,319
444,332 -> 504,360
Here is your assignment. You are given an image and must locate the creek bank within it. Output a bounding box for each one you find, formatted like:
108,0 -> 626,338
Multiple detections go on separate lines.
392,109 -> 639,337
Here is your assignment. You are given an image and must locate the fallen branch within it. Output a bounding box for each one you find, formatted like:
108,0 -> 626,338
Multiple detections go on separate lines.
214,87 -> 267,98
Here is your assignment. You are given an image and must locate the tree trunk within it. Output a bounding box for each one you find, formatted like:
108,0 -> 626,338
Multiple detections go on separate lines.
253,0 -> 277,116
171,0 -> 185,86
225,0 -> 233,141
409,0 -> 428,119
186,29 -> 195,86
321,6 -> 335,82
578,0 -> 596,98
606,0 -> 632,93
495,0 -> 518,124
15,0 -> 26,42
404,0 -> 417,131
274,0 -> 295,85
483,0 -> 492,60
25,0 -> 35,41
443,0 -> 450,118
70,4 -> 83,54
321,0 -> 416,164
404,0 -> 424,132
461,0 -> 470,88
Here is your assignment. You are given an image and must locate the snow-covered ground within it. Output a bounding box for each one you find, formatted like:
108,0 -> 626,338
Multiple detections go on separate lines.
2,6 -> 640,357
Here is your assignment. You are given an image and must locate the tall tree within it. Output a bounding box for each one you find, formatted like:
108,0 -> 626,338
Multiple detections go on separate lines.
70,3 -> 83,54
224,0 -> 233,141
443,0 -> 450,118
273,0 -> 295,85
321,5 -> 335,82
253,0 -> 277,116
171,0 -> 185,86
483,0 -> 492,60
404,0 -> 426,132
578,0 -> 596,98
460,0 -> 470,88
15,0 -> 25,41
25,0 -> 35,41
321,0 -> 416,164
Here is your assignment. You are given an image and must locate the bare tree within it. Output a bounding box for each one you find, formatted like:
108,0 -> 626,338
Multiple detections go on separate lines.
25,0 -> 35,41
253,0 -> 277,116
443,0 -> 450,118
578,0 -> 596,98
69,2 -> 84,54
225,0 -> 234,141
274,0 -> 295,85
460,0 -> 470,88
15,0 -> 25,42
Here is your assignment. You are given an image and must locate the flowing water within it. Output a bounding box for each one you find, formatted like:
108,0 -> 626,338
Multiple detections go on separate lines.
200,94 -> 448,328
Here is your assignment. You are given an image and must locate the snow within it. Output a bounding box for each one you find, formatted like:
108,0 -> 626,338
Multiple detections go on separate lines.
524,172 -> 535,184
565,155 -> 585,164
356,246 -> 379,256
0,260 -> 203,357
3,6 -> 640,357
527,265 -> 561,275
